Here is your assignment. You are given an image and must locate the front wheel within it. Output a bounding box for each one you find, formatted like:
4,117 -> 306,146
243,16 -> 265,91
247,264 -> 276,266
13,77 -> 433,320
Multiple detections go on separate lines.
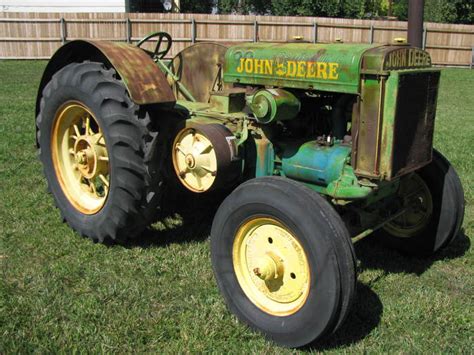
378,150 -> 465,255
210,177 -> 356,347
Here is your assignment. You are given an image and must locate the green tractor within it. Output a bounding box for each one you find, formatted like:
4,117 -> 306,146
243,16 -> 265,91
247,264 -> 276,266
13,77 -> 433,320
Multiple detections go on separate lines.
35,33 -> 464,347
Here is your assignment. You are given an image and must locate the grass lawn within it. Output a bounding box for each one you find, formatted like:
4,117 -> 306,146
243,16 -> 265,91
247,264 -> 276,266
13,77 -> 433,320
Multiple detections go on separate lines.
0,60 -> 472,353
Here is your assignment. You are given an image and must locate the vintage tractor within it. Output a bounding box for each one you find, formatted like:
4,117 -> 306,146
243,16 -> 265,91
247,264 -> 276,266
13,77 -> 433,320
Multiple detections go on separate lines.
35,33 -> 464,347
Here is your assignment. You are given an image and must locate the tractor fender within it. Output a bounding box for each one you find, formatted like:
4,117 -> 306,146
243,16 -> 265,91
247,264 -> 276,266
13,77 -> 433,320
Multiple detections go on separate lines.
36,40 -> 176,116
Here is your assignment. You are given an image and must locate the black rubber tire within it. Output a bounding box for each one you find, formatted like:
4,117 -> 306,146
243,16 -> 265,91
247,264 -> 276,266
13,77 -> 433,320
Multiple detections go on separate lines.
36,61 -> 164,243
378,149 -> 465,255
210,177 -> 356,348
432,149 -> 465,247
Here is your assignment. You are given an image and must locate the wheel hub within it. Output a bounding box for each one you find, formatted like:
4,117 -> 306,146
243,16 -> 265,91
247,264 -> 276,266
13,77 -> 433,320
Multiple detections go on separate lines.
384,173 -> 433,238
184,154 -> 196,169
253,252 -> 283,281
233,217 -> 310,316
51,101 -> 110,214
73,135 -> 107,180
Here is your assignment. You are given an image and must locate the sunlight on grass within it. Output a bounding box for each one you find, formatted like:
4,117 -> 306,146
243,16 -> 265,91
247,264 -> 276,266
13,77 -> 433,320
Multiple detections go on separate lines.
0,61 -> 472,353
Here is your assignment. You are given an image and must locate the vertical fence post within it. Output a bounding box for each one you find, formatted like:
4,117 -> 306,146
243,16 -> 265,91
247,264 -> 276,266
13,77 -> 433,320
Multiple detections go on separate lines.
422,26 -> 427,49
60,17 -> 66,44
253,19 -> 258,42
471,47 -> 473,69
126,18 -> 131,43
191,17 -> 196,43
313,21 -> 318,43
369,24 -> 374,44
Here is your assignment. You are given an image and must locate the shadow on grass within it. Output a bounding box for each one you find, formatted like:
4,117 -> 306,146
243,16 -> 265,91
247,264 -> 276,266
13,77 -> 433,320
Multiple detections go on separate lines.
308,282 -> 383,351
306,230 -> 470,351
355,229 -> 470,276
121,196 -> 469,350
123,191 -> 225,249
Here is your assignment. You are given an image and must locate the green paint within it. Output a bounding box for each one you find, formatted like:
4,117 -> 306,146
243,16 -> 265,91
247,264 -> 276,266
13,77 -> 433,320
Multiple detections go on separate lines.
379,68 -> 440,178
362,45 -> 432,73
209,91 -> 246,114
224,42 -> 378,94
249,89 -> 300,124
362,179 -> 400,207
274,141 -> 373,200
326,165 -> 373,199
281,141 -> 351,185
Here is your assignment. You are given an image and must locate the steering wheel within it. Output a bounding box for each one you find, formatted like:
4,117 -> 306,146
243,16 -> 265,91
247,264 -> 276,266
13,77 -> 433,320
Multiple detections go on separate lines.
136,32 -> 172,60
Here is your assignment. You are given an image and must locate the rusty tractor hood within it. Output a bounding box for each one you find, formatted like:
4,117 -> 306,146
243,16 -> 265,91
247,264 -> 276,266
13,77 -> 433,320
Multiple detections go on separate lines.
223,42 -> 432,94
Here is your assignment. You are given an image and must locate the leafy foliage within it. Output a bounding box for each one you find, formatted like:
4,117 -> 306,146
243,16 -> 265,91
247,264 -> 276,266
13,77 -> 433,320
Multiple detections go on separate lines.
215,0 -> 473,24
180,0 -> 214,13
424,0 -> 474,24
217,0 -> 269,14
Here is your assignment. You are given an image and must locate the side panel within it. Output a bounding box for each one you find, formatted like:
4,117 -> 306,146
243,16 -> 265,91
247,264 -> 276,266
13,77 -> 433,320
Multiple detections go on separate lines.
169,42 -> 234,103
224,43 -> 377,94
36,40 -> 175,115
352,75 -> 385,178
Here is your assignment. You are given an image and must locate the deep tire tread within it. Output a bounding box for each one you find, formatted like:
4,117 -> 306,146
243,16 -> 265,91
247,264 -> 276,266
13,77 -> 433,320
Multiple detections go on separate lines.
36,61 -> 164,243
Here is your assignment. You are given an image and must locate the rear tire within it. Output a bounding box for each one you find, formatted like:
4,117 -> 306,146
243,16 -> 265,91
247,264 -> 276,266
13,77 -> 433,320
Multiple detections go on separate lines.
378,150 -> 465,255
36,61 -> 164,243
210,177 -> 356,347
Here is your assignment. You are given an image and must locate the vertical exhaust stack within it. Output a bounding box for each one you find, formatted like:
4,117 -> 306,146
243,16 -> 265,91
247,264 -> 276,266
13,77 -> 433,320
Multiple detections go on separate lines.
408,0 -> 424,48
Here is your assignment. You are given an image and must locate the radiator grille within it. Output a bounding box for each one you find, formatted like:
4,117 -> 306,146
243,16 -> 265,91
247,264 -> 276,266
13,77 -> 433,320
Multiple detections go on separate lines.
391,71 -> 440,177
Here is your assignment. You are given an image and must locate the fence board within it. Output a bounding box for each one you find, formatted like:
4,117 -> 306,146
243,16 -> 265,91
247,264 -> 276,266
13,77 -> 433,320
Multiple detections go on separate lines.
0,12 -> 472,67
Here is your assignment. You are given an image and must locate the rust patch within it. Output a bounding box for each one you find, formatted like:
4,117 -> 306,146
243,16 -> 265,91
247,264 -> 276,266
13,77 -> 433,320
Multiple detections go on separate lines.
169,43 -> 233,103
88,40 -> 175,105
36,40 -> 175,115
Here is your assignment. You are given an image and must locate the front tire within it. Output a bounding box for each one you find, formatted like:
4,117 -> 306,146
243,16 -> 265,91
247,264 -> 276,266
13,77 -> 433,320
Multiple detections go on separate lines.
36,61 -> 164,243
210,177 -> 356,347
379,150 -> 465,255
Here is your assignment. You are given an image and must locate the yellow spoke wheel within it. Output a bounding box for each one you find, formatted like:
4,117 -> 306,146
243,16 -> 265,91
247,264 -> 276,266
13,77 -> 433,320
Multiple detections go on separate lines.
384,173 -> 433,238
233,217 -> 310,316
51,101 -> 110,214
37,62 -> 164,243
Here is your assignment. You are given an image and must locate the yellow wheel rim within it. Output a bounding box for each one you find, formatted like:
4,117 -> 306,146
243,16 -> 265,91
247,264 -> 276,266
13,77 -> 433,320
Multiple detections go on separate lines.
51,101 -> 110,214
172,127 -> 217,193
384,174 -> 433,238
233,217 -> 310,316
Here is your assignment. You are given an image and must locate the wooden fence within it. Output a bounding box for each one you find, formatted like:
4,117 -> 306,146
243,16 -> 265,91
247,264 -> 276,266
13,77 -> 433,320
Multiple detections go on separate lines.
0,12 -> 473,67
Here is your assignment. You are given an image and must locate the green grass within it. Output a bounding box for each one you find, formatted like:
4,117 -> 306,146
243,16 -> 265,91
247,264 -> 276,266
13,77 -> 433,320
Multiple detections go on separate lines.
1,61 -> 472,353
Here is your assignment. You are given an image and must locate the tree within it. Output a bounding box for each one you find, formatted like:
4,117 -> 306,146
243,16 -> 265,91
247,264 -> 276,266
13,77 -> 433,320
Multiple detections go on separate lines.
392,0 -> 409,20
216,0 -> 473,24
217,0 -> 269,14
424,0 -> 473,24
270,0 -> 343,17
454,0 -> 474,24
180,0 -> 214,13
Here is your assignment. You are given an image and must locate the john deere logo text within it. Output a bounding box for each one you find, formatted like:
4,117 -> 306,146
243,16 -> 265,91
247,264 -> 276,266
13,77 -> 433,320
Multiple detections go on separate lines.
384,48 -> 431,70
236,58 -> 339,80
